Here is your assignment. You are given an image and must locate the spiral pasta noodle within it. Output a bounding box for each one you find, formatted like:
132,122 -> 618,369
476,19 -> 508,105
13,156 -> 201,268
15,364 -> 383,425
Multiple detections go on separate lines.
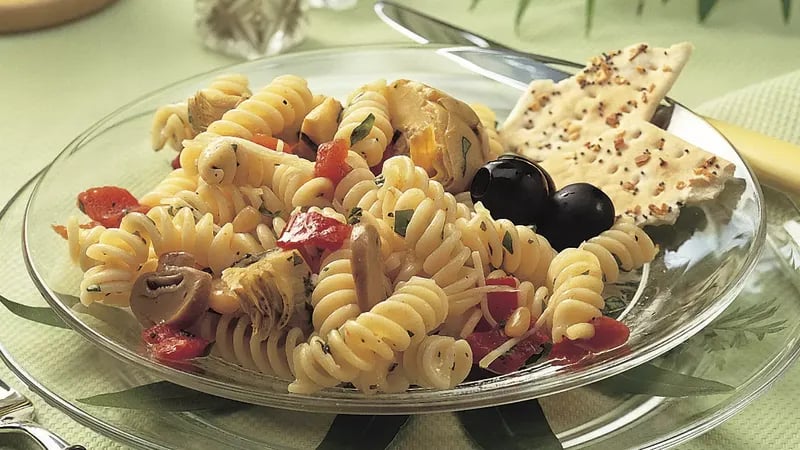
66,216 -> 106,272
400,335 -> 473,389
289,276 -> 448,394
139,168 -> 198,208
456,203 -> 555,286
334,80 -> 393,167
538,248 -> 605,343
151,73 -> 251,151
80,206 -> 264,305
310,248 -> 361,337
181,75 -> 315,176
197,312 -> 306,380
579,219 -> 658,283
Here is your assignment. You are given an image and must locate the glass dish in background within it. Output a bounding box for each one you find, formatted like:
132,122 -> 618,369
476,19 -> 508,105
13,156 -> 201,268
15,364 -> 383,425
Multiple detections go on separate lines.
21,46 -> 765,414
195,0 -> 308,59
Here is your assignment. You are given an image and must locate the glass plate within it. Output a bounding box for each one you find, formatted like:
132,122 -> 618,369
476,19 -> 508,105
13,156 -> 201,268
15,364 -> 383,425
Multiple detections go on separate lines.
3,176 -> 799,449
21,46 -> 765,413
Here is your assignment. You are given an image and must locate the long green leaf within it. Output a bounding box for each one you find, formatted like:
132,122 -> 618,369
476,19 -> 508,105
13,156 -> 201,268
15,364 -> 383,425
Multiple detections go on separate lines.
0,294 -> 69,329
78,381 -> 244,411
317,415 -> 410,450
458,400 -> 562,450
584,0 -> 596,36
514,0 -> 533,32
594,362 -> 734,397
781,0 -> 791,23
697,0 -> 718,22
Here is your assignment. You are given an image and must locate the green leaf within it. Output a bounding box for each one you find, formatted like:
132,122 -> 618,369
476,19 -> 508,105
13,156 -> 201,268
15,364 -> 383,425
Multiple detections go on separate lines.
458,399 -> 562,450
347,207 -> 363,225
0,293 -> 69,329
585,0 -> 595,36
636,0 -> 645,15
393,209 -> 414,237
781,0 -> 792,23
502,230 -> 514,254
469,0 -> 481,11
350,113 -> 375,146
514,0 -> 533,32
317,415 -> 410,450
697,0 -> 718,22
78,381 -> 244,411
594,362 -> 734,397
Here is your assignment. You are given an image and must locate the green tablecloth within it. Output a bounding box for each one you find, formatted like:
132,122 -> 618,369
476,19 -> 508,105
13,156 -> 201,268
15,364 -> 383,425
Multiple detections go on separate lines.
0,0 -> 798,448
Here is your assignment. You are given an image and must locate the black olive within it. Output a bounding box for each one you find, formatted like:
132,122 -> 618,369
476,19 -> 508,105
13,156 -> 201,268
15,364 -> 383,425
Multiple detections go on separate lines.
538,183 -> 615,251
470,154 -> 555,227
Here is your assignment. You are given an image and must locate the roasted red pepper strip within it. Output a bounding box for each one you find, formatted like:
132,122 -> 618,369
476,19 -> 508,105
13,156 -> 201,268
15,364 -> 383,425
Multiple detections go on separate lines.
142,323 -> 209,362
51,221 -> 101,239
466,327 -> 550,374
474,277 -> 520,332
277,211 -> 352,251
77,186 -> 149,228
549,316 -> 630,364
251,133 -> 294,154
314,139 -> 351,184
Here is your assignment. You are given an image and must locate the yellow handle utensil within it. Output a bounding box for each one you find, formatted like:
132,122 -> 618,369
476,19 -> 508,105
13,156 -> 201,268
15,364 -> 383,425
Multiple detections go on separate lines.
705,117 -> 800,195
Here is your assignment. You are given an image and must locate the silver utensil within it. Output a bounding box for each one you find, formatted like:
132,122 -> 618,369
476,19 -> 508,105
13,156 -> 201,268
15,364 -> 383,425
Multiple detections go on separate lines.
374,0 -> 582,70
1,377 -> 84,450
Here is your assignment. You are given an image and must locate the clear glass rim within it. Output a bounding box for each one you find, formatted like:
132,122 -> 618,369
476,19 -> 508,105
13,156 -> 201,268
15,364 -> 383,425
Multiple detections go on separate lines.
20,44 -> 767,414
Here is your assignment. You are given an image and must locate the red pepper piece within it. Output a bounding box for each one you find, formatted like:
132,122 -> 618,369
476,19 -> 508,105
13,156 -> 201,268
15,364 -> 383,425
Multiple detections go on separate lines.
251,133 -> 294,154
474,277 -> 520,332
277,211 -> 352,251
549,316 -> 630,365
171,151 -> 182,169
77,186 -> 149,228
314,139 -> 351,184
142,323 -> 209,362
466,327 -> 550,374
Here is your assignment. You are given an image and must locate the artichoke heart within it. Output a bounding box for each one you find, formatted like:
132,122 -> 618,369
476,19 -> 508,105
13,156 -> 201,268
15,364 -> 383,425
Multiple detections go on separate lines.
221,249 -> 312,340
188,89 -> 248,133
388,79 -> 492,193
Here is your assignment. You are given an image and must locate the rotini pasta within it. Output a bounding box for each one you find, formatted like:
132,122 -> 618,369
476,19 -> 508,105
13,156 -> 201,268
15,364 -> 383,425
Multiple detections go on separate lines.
151,73 -> 251,151
139,168 -> 198,208
539,248 -> 605,342
579,218 -> 658,283
80,206 -> 264,305
334,80 -> 393,167
196,312 -> 306,380
289,276 -> 448,394
400,335 -> 473,389
180,74 -> 315,176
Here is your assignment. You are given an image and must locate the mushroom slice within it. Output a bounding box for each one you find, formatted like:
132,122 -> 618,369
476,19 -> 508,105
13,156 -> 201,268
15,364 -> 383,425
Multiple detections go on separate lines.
295,96 -> 344,160
221,249 -> 313,340
350,223 -> 392,311
156,251 -> 198,271
130,266 -> 211,329
388,79 -> 492,193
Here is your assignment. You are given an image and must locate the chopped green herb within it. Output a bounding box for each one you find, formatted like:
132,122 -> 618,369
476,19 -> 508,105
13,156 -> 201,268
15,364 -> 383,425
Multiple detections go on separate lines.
258,205 -> 281,218
461,137 -> 472,176
374,174 -> 385,187
347,207 -> 363,225
393,209 -> 414,237
480,221 -> 488,232
350,113 -> 375,146
292,253 -> 304,266
302,275 -> 314,298
502,231 -> 514,254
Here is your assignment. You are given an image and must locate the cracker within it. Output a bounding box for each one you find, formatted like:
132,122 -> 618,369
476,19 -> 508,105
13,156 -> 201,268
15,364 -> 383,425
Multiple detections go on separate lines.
540,119 -> 735,225
500,42 -> 735,225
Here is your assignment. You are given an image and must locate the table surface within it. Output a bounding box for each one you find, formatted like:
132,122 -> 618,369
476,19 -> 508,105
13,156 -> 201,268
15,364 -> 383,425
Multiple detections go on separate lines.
1,0 -> 799,448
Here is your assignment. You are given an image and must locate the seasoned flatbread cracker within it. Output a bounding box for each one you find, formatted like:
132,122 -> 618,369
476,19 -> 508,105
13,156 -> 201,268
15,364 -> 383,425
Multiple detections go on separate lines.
500,42 -> 735,225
